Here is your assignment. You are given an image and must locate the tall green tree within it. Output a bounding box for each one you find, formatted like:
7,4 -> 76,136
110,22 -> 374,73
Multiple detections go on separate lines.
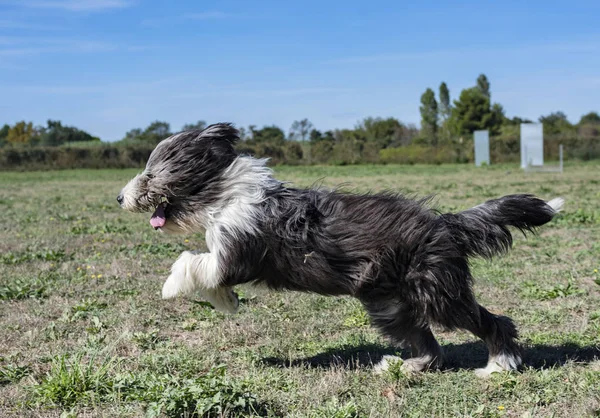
448,87 -> 501,135
439,82 -> 451,121
420,88 -> 438,144
289,118 -> 314,141
476,74 -> 490,98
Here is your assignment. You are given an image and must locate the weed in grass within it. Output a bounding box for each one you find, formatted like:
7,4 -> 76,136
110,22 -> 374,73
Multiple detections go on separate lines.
32,353 -> 117,408
343,306 -> 370,328
71,223 -> 130,235
131,329 -> 165,350
555,208 -> 599,226
520,279 -> 585,300
0,277 -> 47,300
181,319 -> 199,331
113,365 -> 269,417
1,248 -> 69,265
311,398 -> 360,418
85,317 -> 104,335
0,364 -> 31,385
119,242 -> 189,257
62,299 -> 108,322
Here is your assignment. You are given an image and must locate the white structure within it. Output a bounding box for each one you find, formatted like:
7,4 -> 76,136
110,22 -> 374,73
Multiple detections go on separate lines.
520,123 -> 544,168
474,130 -> 490,166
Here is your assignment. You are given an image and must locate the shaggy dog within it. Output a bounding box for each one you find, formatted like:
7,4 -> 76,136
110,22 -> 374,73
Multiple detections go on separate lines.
117,123 -> 563,376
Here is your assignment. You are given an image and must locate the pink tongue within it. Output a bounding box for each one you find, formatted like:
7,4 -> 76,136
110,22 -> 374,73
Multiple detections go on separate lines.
150,205 -> 166,228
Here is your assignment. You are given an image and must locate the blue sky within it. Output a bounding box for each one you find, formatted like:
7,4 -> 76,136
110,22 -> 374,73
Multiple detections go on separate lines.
0,0 -> 599,141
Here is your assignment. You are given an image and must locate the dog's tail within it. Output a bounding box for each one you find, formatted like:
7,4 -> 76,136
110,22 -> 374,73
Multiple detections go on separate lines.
440,194 -> 564,259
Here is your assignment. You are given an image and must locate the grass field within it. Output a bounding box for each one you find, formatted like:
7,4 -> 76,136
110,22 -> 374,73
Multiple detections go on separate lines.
1,162 -> 599,417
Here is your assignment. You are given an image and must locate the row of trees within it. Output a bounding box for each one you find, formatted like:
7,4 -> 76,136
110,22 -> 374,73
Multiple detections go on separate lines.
0,120 -> 99,147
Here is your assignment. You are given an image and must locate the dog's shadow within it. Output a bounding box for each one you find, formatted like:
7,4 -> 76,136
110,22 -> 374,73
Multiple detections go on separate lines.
260,341 -> 600,371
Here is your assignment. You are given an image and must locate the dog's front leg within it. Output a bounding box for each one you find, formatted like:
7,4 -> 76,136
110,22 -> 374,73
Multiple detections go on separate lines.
162,251 -> 239,314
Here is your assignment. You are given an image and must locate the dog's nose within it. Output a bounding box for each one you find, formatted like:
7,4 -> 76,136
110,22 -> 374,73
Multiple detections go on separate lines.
117,194 -> 124,206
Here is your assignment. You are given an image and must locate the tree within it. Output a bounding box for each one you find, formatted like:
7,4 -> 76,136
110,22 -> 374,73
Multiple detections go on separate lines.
420,88 -> 438,144
491,103 -> 506,128
142,121 -> 171,143
505,116 -> 533,125
6,121 -> 36,145
309,129 -> 323,143
448,87 -> 501,135
38,120 -> 96,146
0,124 -> 9,147
182,120 -> 207,131
578,112 -> 600,137
358,117 -> 404,149
476,74 -> 490,99
124,128 -> 143,141
579,112 -> 600,125
233,126 -> 245,141
251,125 -> 285,146
289,119 -> 314,141
439,82 -> 451,121
539,112 -> 573,135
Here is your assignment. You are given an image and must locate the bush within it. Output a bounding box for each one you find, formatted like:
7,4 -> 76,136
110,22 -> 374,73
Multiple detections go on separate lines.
0,144 -> 154,171
379,145 -> 467,164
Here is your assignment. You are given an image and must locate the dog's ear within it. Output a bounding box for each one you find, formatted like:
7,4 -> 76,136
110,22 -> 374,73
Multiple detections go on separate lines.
198,123 -> 239,145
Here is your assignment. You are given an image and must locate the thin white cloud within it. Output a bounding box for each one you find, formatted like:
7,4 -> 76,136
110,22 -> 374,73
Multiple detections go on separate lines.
169,87 -> 354,100
329,39 -> 600,65
182,11 -> 230,20
0,19 -> 61,30
141,11 -> 240,27
5,0 -> 132,12
0,39 -> 116,57
329,50 -> 458,65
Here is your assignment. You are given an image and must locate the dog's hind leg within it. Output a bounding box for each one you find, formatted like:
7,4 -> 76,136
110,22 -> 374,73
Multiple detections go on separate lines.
435,300 -> 521,377
362,299 -> 443,374
469,305 -> 521,377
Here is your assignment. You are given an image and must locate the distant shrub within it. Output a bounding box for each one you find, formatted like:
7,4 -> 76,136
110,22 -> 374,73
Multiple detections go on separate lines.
379,145 -> 467,164
0,144 -> 154,171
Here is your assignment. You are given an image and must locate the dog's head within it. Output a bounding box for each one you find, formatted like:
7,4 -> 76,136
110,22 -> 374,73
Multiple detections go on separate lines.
117,123 -> 239,233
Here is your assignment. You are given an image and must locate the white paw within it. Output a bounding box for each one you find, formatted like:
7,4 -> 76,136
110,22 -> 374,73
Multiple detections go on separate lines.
475,353 -> 521,378
401,356 -> 441,373
475,363 -> 504,378
161,251 -> 197,299
373,355 -> 403,375
201,287 -> 239,314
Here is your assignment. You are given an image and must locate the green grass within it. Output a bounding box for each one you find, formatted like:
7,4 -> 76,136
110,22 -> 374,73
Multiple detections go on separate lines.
1,162 -> 599,417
